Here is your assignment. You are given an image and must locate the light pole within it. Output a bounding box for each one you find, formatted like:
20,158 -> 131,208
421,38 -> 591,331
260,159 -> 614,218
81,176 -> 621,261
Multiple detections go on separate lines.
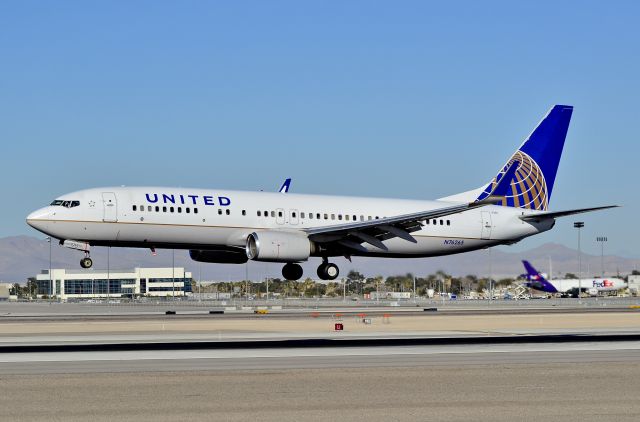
198,261 -> 202,302
343,278 -> 346,302
596,236 -> 607,277
107,246 -> 110,300
172,249 -> 175,301
413,276 -> 417,304
574,222 -> 584,299
46,237 -> 52,300
488,247 -> 493,303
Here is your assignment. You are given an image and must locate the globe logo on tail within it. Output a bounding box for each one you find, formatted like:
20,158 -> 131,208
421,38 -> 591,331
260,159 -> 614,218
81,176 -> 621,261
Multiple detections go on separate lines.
477,151 -> 548,211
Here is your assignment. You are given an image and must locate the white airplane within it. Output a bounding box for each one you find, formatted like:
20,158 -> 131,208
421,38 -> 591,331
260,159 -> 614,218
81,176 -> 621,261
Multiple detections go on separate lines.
26,105 -> 617,281
522,260 -> 626,296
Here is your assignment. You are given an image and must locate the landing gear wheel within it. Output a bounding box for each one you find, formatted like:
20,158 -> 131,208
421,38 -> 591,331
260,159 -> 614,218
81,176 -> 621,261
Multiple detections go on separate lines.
282,263 -> 303,281
317,262 -> 339,280
80,257 -> 93,269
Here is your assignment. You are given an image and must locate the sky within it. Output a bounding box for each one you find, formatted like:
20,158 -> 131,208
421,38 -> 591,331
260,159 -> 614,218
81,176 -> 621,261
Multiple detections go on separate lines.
1,1 -> 639,258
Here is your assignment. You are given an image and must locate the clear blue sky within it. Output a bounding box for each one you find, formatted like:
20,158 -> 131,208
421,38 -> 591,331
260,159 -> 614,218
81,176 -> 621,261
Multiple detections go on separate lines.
1,1 -> 638,258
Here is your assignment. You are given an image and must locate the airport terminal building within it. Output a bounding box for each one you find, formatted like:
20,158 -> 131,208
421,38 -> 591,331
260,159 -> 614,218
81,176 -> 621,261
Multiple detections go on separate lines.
34,267 -> 193,300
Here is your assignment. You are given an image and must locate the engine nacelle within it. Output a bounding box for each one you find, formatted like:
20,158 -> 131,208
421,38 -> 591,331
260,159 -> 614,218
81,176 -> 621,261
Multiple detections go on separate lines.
245,231 -> 312,262
189,249 -> 248,264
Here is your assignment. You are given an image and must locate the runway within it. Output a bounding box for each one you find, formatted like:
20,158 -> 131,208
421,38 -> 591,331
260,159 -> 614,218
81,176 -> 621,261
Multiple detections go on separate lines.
2,306 -> 639,421
1,340 -> 639,421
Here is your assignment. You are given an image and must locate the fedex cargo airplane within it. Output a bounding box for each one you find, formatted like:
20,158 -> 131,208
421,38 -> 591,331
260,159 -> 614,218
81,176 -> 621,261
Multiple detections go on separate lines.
522,260 -> 625,295
26,105 -> 617,281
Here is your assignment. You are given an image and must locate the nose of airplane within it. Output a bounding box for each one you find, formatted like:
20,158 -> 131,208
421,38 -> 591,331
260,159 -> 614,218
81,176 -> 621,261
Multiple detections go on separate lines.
26,207 -> 52,230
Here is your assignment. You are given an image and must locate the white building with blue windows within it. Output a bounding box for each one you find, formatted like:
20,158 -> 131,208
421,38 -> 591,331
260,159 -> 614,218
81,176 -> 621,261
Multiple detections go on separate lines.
35,267 -> 193,300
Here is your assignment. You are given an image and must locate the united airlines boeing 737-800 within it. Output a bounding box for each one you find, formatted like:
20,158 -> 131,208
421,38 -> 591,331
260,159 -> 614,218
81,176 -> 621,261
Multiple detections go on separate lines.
26,105 -> 616,281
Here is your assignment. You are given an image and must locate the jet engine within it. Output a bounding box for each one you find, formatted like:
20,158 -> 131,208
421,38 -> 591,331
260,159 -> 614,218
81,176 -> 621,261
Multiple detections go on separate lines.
245,231 -> 313,262
189,248 -> 248,264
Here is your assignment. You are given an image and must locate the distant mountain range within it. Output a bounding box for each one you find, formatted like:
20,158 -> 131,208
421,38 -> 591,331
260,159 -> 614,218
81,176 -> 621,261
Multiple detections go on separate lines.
0,235 -> 637,283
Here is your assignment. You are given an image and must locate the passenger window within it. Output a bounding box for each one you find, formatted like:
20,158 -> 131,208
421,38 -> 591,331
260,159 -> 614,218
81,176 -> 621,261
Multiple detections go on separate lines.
163,207 -> 167,212
317,213 -> 321,219
133,205 -> 137,211
447,220 -> 450,226
433,219 -> 437,225
426,219 -> 430,224
292,212 -> 297,218
440,220 -> 443,225
148,206 -> 152,211
155,206 -> 159,212
368,216 -> 372,220
360,215 -> 364,221
338,215 -> 343,220
279,211 -> 283,217
257,211 -> 262,217
170,207 -> 174,213
264,210 -> 268,217
309,213 -> 313,219
194,208 -> 198,214
345,215 -> 350,221
375,216 -> 379,220
242,210 -> 246,216
218,209 -> 222,215
331,214 -> 335,220
301,212 -> 305,218
352,215 -> 356,221
176,207 -> 180,213
226,209 -> 230,215
186,208 -> 190,214
271,211 -> 275,217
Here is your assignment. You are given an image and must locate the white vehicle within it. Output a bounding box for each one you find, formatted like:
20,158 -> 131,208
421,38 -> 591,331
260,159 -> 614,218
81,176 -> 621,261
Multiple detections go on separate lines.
522,261 -> 626,296
27,105 -> 616,281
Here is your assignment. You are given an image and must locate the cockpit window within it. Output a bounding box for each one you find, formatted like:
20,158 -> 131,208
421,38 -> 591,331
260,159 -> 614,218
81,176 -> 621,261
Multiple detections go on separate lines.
50,200 -> 80,208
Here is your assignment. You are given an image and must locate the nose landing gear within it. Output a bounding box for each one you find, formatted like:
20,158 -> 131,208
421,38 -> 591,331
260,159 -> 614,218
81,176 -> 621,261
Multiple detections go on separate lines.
80,254 -> 93,269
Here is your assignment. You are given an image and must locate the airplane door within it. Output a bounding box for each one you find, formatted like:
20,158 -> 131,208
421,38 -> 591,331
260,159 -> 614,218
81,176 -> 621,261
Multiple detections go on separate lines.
102,192 -> 118,222
289,209 -> 299,225
276,208 -> 285,225
481,211 -> 492,240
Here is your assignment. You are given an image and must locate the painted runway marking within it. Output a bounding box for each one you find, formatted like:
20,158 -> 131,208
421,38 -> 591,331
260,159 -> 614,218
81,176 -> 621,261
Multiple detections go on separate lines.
1,342 -> 639,364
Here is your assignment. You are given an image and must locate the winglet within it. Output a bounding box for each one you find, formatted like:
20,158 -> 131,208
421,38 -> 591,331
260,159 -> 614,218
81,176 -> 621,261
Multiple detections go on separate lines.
279,178 -> 292,193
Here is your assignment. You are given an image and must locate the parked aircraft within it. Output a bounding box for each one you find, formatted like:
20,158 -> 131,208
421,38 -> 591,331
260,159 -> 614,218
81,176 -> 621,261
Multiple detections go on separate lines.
522,260 -> 626,295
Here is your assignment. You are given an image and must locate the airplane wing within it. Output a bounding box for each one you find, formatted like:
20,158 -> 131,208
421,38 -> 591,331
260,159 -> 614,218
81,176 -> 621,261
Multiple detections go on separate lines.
519,205 -> 619,222
304,196 -> 501,252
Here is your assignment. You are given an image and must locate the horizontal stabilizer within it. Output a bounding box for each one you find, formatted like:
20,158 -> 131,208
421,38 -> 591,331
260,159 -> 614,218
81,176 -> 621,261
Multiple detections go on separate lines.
519,205 -> 619,222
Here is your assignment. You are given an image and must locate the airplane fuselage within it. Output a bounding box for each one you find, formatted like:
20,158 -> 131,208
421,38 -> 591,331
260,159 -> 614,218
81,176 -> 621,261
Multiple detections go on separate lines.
531,278 -> 626,294
27,186 -> 553,259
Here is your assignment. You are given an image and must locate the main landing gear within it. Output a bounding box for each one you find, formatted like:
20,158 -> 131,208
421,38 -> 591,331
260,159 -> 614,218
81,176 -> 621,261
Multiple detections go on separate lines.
317,260 -> 339,281
80,253 -> 93,269
282,263 -> 303,280
280,259 -> 340,281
